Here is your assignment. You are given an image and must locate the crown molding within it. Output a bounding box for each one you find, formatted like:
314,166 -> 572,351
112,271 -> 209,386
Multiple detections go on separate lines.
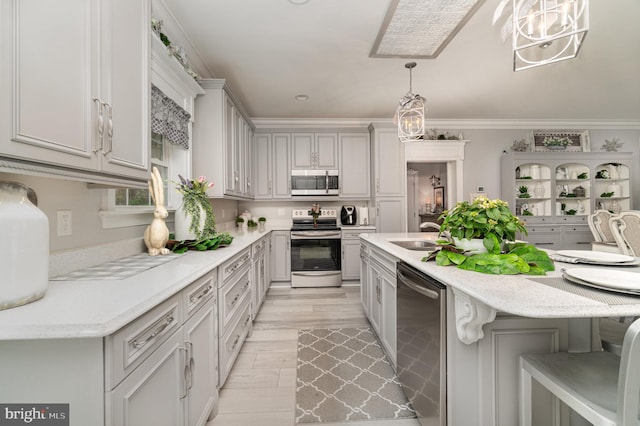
252,117 -> 640,130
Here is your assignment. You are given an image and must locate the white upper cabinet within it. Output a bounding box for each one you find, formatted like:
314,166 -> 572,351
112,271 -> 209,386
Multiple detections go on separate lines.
254,133 -> 291,200
370,124 -> 405,197
338,133 -> 370,198
0,0 -> 150,182
192,79 -> 255,199
291,132 -> 338,170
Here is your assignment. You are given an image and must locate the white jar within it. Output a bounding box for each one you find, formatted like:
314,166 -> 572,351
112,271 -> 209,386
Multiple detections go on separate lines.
0,182 -> 49,310
530,164 -> 540,180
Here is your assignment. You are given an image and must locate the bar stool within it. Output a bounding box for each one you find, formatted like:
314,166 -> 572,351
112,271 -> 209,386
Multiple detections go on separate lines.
520,317 -> 640,425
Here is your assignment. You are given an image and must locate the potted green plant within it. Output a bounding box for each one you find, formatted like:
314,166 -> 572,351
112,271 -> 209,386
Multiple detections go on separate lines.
518,185 -> 531,198
439,197 -> 528,254
247,219 -> 258,230
236,217 -> 245,229
258,217 -> 266,232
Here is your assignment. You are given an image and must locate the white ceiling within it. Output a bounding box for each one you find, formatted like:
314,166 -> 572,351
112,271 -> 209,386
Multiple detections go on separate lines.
161,0 -> 640,122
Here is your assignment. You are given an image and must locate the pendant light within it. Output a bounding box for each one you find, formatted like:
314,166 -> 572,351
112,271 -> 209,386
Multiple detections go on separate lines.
396,62 -> 426,142
512,0 -> 589,71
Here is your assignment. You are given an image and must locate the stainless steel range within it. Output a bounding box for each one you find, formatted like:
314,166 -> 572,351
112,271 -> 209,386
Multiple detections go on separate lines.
290,208 -> 341,288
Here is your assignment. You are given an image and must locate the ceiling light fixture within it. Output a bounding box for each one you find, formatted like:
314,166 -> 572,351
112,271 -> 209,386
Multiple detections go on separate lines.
512,0 -> 589,71
288,0 -> 310,5
395,62 -> 426,143
294,94 -> 309,101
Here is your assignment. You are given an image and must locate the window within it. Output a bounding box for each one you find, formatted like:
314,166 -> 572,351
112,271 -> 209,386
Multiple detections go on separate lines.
114,131 -> 169,207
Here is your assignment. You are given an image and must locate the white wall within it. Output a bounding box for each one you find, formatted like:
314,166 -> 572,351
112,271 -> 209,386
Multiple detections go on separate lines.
0,172 -> 239,253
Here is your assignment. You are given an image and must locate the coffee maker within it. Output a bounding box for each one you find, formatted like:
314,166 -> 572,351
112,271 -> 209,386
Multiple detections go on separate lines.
340,205 -> 357,226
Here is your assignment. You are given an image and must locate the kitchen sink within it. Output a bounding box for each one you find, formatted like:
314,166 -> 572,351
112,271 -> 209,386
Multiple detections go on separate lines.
389,240 -> 439,251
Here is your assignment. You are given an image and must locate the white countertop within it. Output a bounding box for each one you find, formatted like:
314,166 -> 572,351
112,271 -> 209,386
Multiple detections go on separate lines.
362,233 -> 640,319
0,229 -> 272,341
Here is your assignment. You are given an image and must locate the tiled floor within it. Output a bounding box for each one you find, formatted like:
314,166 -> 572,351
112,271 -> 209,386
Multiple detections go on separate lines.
207,285 -> 420,426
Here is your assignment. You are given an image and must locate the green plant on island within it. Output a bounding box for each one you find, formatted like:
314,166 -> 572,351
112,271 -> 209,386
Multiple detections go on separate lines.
423,241 -> 554,275
438,197 -> 528,254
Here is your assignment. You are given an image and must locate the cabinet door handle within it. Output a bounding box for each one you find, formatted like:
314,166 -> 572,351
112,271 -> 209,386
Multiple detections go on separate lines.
104,103 -> 113,155
179,346 -> 189,399
186,342 -> 194,391
92,98 -> 104,153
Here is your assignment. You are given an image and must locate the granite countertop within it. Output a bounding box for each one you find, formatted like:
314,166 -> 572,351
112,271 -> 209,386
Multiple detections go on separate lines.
361,233 -> 640,319
0,229 -> 272,341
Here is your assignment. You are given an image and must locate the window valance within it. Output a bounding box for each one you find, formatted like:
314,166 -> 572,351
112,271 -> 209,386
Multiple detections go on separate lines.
151,85 -> 191,149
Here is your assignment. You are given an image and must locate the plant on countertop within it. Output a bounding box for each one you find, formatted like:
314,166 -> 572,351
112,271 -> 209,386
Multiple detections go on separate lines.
518,185 -> 531,198
258,217 -> 266,222
423,242 -> 554,275
168,232 -> 234,254
438,197 -> 528,254
175,175 -> 216,240
247,219 -> 258,229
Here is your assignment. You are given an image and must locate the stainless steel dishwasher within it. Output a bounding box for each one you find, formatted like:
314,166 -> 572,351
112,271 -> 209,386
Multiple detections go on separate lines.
396,262 -> 446,426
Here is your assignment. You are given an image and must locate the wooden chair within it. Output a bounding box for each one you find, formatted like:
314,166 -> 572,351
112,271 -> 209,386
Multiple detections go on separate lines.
610,211 -> 640,257
520,317 -> 640,426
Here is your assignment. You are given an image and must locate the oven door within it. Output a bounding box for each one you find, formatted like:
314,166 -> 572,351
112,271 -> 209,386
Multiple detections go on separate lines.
290,231 -> 342,287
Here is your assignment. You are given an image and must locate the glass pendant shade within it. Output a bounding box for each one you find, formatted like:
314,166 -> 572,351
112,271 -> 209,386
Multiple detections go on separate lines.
512,0 -> 589,71
397,62 -> 426,142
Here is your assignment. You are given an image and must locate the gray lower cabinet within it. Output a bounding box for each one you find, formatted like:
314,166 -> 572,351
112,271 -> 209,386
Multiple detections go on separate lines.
524,224 -> 592,250
0,270 -> 218,426
360,241 -> 398,367
252,235 -> 269,317
270,230 -> 291,281
342,229 -> 372,280
108,270 -> 218,426
217,249 -> 252,387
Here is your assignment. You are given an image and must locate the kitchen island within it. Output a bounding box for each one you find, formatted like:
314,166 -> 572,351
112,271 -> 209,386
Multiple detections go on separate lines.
360,232 -> 640,426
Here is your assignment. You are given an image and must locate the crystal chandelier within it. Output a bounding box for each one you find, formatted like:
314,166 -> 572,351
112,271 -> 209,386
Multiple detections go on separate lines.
396,62 -> 426,142
512,0 -> 589,71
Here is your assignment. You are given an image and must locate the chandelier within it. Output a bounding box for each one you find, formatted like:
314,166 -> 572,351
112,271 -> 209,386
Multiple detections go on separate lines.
396,62 -> 426,142
512,0 -> 589,71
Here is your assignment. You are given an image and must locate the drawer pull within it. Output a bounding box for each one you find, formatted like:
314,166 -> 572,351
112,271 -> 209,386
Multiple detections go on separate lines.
190,284 -> 213,304
243,314 -> 251,328
231,335 -> 241,351
242,281 -> 250,292
131,315 -> 174,349
229,293 -> 240,308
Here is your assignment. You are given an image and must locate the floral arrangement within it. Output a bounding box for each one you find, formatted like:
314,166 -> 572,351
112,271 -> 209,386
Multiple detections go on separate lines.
175,175 -> 216,240
310,203 -> 321,225
439,197 -> 527,252
542,136 -> 571,148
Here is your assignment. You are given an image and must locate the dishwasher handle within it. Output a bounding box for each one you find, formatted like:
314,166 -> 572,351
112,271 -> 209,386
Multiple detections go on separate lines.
397,271 -> 440,300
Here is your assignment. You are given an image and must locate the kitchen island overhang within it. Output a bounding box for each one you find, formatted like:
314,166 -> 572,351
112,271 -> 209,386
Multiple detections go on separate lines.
361,232 -> 640,344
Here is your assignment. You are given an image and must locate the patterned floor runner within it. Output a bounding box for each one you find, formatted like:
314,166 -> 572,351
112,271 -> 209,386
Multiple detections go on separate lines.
295,327 -> 415,424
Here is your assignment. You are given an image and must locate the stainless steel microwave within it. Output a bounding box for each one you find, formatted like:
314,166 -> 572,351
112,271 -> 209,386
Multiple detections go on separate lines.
291,170 -> 339,196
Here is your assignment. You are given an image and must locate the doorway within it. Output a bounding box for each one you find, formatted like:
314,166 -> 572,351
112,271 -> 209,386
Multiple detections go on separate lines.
407,162 -> 448,232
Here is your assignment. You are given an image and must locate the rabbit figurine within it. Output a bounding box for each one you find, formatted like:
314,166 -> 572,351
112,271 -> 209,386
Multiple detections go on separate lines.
144,167 -> 171,256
